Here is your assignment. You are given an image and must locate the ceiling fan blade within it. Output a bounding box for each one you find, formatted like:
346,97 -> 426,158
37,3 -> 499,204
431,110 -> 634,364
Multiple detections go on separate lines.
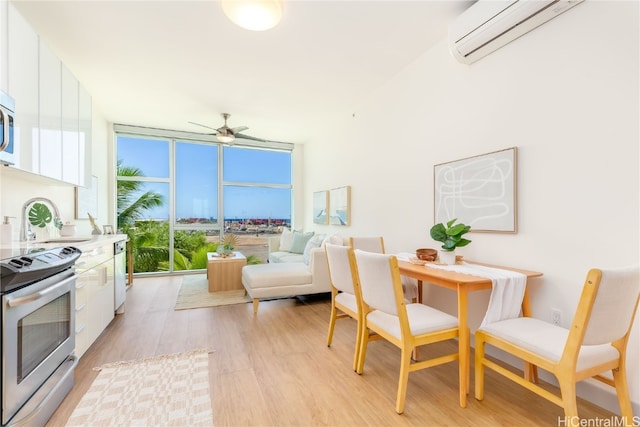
231,126 -> 248,134
234,133 -> 267,142
188,121 -> 219,133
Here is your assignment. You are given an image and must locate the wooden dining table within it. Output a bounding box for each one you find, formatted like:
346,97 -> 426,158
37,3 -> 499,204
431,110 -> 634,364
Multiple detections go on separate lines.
397,260 -> 543,408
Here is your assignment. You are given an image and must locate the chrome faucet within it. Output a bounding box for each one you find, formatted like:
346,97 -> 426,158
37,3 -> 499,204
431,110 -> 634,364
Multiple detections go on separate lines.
20,197 -> 61,242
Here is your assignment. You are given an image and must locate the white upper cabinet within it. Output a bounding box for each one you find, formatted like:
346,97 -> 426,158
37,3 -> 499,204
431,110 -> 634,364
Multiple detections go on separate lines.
0,0 -> 8,93
78,83 -> 92,187
62,63 -> 79,184
8,3 -> 39,173
39,39 -> 63,181
6,3 -> 91,186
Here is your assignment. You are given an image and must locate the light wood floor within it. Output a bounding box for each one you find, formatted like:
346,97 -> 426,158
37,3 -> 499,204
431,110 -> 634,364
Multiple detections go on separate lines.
47,275 -> 616,426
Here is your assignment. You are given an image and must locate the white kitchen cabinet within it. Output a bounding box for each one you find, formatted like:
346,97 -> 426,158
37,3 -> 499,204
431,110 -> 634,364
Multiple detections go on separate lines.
78,83 -> 91,187
5,4 -> 91,185
0,0 -> 8,93
74,243 -> 115,358
38,39 -> 63,181
7,3 -> 39,173
61,63 -> 79,184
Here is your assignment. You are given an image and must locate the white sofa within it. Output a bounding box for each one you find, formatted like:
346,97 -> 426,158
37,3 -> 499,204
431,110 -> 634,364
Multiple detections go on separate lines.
241,233 -> 341,313
267,235 -> 307,263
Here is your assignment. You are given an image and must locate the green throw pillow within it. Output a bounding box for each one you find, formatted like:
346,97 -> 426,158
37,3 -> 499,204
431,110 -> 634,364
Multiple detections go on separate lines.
289,231 -> 314,254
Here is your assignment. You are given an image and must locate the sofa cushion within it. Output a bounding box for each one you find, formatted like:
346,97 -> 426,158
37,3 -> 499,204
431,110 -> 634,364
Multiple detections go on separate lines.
322,234 -> 344,247
290,231 -> 314,254
269,251 -> 305,263
303,234 -> 325,265
279,228 -> 295,252
242,263 -> 312,289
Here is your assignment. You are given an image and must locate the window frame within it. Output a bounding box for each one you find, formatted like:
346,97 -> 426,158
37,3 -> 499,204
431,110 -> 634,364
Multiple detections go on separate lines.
114,124 -> 294,275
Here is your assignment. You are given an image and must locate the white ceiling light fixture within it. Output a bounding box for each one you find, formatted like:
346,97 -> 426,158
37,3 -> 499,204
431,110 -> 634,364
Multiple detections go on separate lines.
216,131 -> 235,144
221,0 -> 283,31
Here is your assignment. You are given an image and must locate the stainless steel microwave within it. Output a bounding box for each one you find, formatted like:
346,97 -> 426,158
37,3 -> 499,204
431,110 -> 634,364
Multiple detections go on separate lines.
0,90 -> 15,166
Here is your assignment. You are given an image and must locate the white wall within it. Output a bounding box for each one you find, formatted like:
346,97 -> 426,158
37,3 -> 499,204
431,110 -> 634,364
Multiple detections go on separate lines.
303,1 -> 639,414
0,106 -> 112,239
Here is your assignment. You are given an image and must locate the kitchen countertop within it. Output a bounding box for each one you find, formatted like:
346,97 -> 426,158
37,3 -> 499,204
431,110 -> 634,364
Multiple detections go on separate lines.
0,234 -> 128,260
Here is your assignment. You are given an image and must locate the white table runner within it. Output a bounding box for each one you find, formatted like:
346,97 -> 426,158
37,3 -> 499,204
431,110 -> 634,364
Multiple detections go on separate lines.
425,262 -> 527,327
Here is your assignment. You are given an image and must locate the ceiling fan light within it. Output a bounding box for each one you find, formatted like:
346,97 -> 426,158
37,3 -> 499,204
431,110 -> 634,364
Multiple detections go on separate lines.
222,0 -> 283,31
217,134 -> 235,144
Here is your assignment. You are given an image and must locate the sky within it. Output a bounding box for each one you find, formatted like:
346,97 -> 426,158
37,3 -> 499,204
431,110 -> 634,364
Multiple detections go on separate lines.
117,136 -> 292,221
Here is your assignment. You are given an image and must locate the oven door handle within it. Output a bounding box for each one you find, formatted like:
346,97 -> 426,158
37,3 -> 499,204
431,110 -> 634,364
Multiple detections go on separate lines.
6,274 -> 78,308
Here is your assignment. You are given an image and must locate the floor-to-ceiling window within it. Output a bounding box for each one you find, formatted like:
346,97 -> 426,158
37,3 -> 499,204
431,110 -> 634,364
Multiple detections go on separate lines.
115,125 -> 293,274
223,146 -> 292,262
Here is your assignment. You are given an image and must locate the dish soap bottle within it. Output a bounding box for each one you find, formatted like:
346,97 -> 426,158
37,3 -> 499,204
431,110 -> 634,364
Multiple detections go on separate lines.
1,216 -> 14,243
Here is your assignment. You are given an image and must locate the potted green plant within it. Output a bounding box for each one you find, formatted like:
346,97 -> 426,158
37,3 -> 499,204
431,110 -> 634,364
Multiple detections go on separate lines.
430,218 -> 471,264
218,234 -> 238,258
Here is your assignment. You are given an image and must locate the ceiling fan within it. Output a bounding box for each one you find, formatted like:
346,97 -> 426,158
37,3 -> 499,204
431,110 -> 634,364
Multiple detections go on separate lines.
188,113 -> 265,144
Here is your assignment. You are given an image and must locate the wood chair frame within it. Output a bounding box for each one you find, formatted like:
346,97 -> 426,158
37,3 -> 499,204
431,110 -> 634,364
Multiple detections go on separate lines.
475,268 -> 640,424
325,245 -> 365,371
355,252 -> 464,413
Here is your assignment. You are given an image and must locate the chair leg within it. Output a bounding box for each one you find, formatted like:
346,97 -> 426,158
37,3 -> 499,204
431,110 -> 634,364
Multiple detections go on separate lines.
327,304 -> 338,347
353,319 -> 363,372
395,345 -> 413,414
252,298 -> 259,314
612,367 -> 634,424
474,332 -> 486,401
558,376 -> 579,421
356,329 -> 370,375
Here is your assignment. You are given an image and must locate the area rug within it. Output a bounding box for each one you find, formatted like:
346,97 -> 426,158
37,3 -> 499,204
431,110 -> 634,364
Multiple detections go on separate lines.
174,274 -> 251,310
65,350 -> 213,427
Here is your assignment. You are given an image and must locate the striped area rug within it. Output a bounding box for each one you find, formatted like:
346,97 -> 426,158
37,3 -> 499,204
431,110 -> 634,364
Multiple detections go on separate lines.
65,350 -> 213,427
175,274 -> 251,310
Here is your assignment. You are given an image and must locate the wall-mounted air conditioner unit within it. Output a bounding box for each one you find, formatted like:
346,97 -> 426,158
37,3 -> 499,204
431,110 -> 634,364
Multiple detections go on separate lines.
449,0 -> 584,64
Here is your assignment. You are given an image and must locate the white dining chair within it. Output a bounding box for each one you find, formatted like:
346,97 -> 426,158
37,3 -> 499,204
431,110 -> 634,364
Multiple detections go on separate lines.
325,243 -> 364,371
353,249 -> 464,414
475,266 -> 640,422
349,236 -> 419,302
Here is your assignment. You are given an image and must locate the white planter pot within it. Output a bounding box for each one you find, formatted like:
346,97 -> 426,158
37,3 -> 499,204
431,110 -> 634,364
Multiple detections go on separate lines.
60,224 -> 77,237
439,250 -> 456,265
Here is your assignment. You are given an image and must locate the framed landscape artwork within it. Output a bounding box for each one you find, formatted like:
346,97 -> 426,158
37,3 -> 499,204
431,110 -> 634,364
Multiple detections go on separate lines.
313,190 -> 328,224
329,186 -> 351,226
433,147 -> 517,233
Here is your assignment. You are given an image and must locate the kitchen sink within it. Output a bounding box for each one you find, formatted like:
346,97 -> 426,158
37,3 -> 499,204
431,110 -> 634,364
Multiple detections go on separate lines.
42,237 -> 93,244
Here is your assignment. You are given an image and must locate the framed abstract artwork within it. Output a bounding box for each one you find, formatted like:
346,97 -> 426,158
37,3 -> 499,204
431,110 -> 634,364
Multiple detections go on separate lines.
329,186 -> 351,226
313,190 -> 328,224
434,147 -> 517,233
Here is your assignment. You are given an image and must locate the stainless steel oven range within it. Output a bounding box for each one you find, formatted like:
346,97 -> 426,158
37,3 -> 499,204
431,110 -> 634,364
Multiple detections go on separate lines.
0,246 -> 81,427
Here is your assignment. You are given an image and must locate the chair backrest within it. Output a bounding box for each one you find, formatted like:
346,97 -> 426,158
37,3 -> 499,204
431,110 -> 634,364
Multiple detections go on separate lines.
325,243 -> 358,295
350,237 -> 385,254
581,266 -> 640,345
354,249 -> 404,316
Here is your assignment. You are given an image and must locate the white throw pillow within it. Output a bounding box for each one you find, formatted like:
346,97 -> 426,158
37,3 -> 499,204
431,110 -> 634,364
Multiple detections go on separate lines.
321,234 -> 343,247
303,234 -> 325,265
279,228 -> 294,252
